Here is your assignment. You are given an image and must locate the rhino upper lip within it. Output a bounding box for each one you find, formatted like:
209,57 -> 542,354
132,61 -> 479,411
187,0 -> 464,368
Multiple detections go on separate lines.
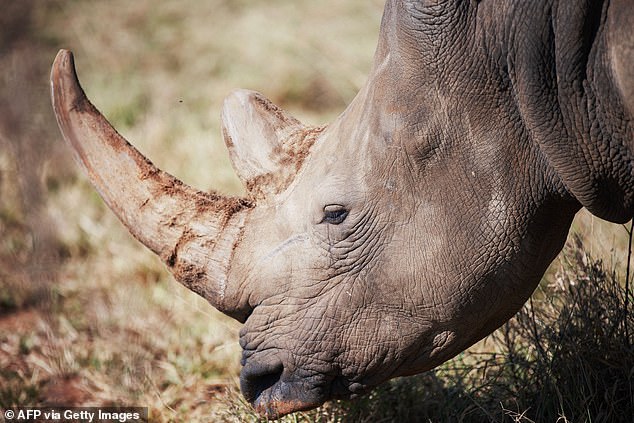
241,362 -> 328,418
240,351 -> 351,417
240,359 -> 284,403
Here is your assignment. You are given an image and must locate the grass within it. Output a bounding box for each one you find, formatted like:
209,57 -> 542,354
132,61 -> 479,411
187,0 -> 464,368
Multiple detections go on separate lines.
1,0 -> 633,421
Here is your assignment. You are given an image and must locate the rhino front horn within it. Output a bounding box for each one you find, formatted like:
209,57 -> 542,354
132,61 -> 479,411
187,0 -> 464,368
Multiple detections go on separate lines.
50,49 -> 253,319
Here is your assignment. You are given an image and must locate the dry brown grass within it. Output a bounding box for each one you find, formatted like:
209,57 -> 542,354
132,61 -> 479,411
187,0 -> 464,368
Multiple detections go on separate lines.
1,1 -> 632,422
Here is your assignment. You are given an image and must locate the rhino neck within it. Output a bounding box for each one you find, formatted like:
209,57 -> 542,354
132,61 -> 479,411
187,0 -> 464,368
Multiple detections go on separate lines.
359,0 -> 634,222
511,1 -> 634,223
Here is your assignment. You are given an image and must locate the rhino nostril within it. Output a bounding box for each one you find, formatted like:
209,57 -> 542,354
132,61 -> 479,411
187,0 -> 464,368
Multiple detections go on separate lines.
240,360 -> 284,403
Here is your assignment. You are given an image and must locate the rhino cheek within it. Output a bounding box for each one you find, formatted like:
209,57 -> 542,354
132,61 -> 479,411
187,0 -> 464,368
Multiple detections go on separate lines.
259,233 -> 311,263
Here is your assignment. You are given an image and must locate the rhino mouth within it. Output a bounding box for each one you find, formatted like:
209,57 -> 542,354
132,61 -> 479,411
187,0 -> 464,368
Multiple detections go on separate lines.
239,353 -> 357,417
240,360 -> 325,417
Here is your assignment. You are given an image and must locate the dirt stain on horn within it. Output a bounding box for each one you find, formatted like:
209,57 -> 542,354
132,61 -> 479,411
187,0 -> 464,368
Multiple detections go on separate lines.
247,126 -> 324,200
252,92 -> 301,126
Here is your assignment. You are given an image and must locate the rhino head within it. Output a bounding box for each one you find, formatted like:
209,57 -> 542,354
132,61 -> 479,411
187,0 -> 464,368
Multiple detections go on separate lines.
51,0 -> 633,418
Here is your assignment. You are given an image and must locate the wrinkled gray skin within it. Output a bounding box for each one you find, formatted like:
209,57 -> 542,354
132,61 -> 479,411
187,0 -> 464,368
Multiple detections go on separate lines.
51,0 -> 633,418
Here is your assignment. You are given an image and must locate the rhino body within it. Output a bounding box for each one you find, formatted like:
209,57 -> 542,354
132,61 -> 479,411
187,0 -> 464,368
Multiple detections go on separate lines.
51,0 -> 633,417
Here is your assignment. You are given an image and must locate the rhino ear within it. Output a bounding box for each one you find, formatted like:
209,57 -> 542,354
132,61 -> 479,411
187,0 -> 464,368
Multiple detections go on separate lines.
221,90 -> 313,199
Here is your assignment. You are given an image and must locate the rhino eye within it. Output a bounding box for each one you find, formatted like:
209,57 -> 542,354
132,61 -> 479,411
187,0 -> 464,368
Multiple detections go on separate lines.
322,204 -> 349,225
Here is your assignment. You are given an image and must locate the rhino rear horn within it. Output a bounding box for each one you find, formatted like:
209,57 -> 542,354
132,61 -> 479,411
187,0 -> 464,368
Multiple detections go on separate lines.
221,90 -> 322,200
50,50 -> 253,319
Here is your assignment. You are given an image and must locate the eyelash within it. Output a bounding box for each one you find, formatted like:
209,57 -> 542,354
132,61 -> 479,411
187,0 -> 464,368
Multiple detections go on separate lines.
323,208 -> 349,225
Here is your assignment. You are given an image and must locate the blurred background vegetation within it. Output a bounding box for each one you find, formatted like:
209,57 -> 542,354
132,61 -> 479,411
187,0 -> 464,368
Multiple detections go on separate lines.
0,0 -> 631,421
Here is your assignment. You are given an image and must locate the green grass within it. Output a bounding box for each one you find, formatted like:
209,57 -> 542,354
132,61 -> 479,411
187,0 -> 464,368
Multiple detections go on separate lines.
1,0 -> 633,421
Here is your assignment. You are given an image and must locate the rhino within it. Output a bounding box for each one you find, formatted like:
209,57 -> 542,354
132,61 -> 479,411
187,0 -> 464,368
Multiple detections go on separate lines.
51,0 -> 633,418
